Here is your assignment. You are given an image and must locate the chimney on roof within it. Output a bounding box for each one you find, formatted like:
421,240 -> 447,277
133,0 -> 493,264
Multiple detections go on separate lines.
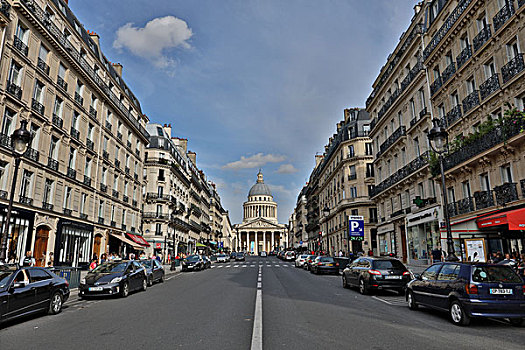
315,154 -> 324,167
187,151 -> 197,166
163,123 -> 172,138
112,63 -> 123,77
88,31 -> 100,47
173,138 -> 188,153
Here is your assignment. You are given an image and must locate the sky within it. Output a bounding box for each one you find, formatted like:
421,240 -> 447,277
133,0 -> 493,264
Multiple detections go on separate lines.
69,0 -> 418,224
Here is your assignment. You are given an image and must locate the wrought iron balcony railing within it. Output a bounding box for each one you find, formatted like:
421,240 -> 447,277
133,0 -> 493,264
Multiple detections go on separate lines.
114,159 -> 120,169
31,98 -> 45,115
52,114 -> 63,128
112,190 -> 119,199
25,148 -> 39,162
501,54 -> 525,84
100,183 -> 107,193
42,202 -> 53,211
0,0 -> 10,19
445,105 -> 462,127
89,105 -> 97,118
457,197 -> 475,215
473,25 -> 491,52
13,36 -> 28,56
105,121 -> 112,131
441,62 -> 456,85
70,127 -> 80,140
123,195 -> 129,203
74,92 -> 83,105
462,90 -> 480,114
493,2 -> 515,33
37,57 -> 50,75
479,74 -> 500,100
456,45 -> 472,70
80,213 -> 88,220
447,202 -> 458,217
63,208 -> 72,216
474,190 -> 494,210
132,199 -> 137,207
6,81 -> 22,99
494,182 -> 518,206
47,157 -> 58,171
430,76 -> 442,96
117,132 -> 122,140
377,126 -> 406,158
56,76 -> 67,91
83,175 -> 91,187
19,196 -> 33,206
66,167 -> 76,179
98,217 -> 104,225
348,174 -> 357,181
86,139 -> 94,151
102,150 -> 109,160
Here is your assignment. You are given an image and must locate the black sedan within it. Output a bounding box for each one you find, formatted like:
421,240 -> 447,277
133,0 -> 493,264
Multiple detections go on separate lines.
182,255 -> 205,271
0,265 -> 70,323
342,257 -> 411,295
310,256 -> 339,275
235,252 -> 246,261
137,259 -> 165,286
79,260 -> 147,298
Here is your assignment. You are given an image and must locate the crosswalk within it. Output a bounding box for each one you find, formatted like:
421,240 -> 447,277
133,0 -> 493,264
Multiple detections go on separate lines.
210,263 -> 294,269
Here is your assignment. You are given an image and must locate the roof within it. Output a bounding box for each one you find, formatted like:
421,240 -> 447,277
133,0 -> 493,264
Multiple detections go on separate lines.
248,170 -> 272,197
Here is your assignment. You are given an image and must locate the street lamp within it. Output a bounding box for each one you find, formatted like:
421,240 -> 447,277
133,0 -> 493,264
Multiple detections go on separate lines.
427,119 -> 459,262
0,120 -> 31,263
322,206 -> 330,255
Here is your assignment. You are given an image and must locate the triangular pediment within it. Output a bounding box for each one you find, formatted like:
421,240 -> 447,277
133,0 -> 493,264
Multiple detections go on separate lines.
236,217 -> 285,230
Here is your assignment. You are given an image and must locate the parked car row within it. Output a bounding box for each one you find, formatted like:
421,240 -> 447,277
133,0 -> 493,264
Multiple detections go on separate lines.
295,254 -> 340,275
181,255 -> 212,271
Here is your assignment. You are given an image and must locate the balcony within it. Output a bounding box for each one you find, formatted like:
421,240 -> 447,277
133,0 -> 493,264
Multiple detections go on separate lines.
83,175 -> 91,187
121,224 -> 127,231
89,106 -> 97,118
501,54 -> 525,84
52,114 -> 63,129
143,212 -> 170,220
493,2 -> 515,33
117,132 -> 122,140
135,149 -> 140,158
494,182 -> 518,206
473,25 -> 491,52
86,139 -> 94,151
80,213 -> 88,220
112,190 -> 119,199
19,196 -> 33,206
441,62 -> 456,85
6,81 -> 22,99
100,183 -> 107,193
24,148 -> 39,162
31,99 -> 45,115
98,217 -> 104,225
42,202 -> 53,211
132,199 -> 137,207
377,126 -> 406,158
56,76 -> 67,91
474,190 -> 494,210
74,92 -> 84,106
63,208 -> 72,216
102,150 -> 109,160
447,202 -> 458,217
125,166 -> 130,175
134,173 -> 138,181
479,74 -> 500,100
66,167 -> 76,180
430,76 -> 442,96
457,197 -> 475,215
110,221 -> 116,228
70,127 -> 80,140
36,57 -> 50,75
456,45 -> 472,70
13,36 -> 28,56
462,90 -> 480,114
146,193 -> 172,201
105,121 -> 112,131
0,1 -> 10,20
444,105 -> 462,127
348,174 -> 357,181
123,195 -> 129,203
47,157 -> 59,171
127,140 -> 132,148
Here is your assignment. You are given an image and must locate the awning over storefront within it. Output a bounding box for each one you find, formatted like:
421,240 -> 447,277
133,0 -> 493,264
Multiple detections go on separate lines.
110,232 -> 143,250
125,233 -> 150,247
196,242 -> 206,247
476,207 -> 525,230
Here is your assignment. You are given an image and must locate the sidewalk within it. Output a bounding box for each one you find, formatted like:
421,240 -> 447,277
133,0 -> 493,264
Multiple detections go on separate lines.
406,263 -> 429,274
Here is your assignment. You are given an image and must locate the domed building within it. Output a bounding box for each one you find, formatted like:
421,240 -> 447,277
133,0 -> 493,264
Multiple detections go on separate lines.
234,171 -> 288,253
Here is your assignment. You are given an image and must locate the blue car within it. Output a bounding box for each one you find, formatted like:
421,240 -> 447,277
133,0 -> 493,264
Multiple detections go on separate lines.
406,262 -> 525,326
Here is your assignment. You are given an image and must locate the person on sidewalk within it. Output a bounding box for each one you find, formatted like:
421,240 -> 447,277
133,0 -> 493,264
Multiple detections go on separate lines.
21,251 -> 36,267
431,245 -> 443,263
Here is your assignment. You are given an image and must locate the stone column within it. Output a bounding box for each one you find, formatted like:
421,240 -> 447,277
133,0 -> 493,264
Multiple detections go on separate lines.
263,231 -> 266,252
255,232 -> 259,255
271,232 -> 275,251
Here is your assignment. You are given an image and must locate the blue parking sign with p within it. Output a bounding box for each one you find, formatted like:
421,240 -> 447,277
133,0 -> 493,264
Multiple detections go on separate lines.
348,216 -> 364,241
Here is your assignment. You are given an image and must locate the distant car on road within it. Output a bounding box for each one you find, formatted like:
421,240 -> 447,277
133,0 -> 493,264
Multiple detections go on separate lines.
230,252 -> 237,260
342,257 -> 410,295
79,260 -> 147,298
284,251 -> 296,261
137,259 -> 165,286
182,255 -> 205,272
0,265 -> 70,323
235,252 -> 246,261
269,251 -> 277,256
216,254 -> 229,263
310,256 -> 339,275
406,262 -> 525,326
303,255 -> 317,271
260,251 -> 268,257
295,254 -> 309,268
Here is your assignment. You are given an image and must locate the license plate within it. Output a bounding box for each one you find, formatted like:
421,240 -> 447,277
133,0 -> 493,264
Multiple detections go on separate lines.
328,264 -> 333,266
490,288 -> 513,295
88,287 -> 103,291
385,276 -> 402,279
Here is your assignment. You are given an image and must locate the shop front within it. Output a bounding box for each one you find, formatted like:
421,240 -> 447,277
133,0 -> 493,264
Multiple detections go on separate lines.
54,219 -> 93,268
406,207 -> 441,264
0,205 -> 35,264
108,231 -> 144,258
475,207 -> 525,256
377,223 -> 394,256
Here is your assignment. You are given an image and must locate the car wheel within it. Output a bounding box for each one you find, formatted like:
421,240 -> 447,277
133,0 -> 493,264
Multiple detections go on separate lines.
509,318 -> 524,327
450,300 -> 470,326
342,275 -> 349,289
48,292 -> 63,315
359,278 -> 368,295
147,276 -> 153,287
121,282 -> 129,297
142,278 -> 147,291
407,290 -> 418,310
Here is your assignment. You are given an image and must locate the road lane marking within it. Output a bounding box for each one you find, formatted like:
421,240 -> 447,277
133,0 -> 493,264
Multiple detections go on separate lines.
274,265 -> 280,267
251,270 -> 263,350
234,265 -> 239,267
372,296 -> 394,305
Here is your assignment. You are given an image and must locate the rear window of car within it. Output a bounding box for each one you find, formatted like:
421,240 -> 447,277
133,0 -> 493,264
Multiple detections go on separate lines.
320,257 -> 334,262
373,260 -> 405,269
300,255 -> 308,259
471,266 -> 522,283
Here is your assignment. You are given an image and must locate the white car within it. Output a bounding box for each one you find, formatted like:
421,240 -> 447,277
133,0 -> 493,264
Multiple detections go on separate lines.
295,254 -> 309,267
216,254 -> 229,263
284,251 -> 296,261
260,251 -> 268,257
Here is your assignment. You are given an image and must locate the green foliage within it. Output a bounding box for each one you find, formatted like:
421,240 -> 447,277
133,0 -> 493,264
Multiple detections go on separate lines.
428,151 -> 440,177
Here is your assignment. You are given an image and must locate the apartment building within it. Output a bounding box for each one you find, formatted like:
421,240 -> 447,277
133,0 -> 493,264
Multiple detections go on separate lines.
424,0 -> 525,257
0,0 -> 149,266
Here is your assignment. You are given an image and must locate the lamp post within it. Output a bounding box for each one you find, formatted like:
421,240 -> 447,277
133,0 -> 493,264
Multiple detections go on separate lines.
427,119 -> 459,262
0,120 -> 31,263
322,206 -> 329,255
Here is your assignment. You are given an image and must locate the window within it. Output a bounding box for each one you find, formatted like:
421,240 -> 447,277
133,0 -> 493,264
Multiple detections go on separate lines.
124,181 -> 128,196
103,137 -> 109,151
480,173 -> 490,191
476,14 -> 488,32
98,200 -> 104,218
365,143 -> 373,156
450,91 -> 460,107
438,104 -> 445,119
445,52 -> 453,66
15,21 -> 29,44
0,161 -> 9,191
20,170 -> 33,198
437,264 -> 460,281
58,63 -> 66,80
506,38 -> 520,60
80,193 -> 87,215
350,187 -> 357,198
156,204 -> 162,216
155,223 -> 162,236
158,186 -> 163,196
2,108 -> 16,135
418,182 -> 425,198
484,59 -> 496,79
428,179 -> 436,198
401,147 -> 406,165
409,99 -> 416,119
448,187 -> 456,203
111,205 -> 115,222
158,169 -> 165,181
421,264 -> 441,280
8,61 -> 23,86
351,209 -> 358,216
466,77 -> 476,94
366,163 -> 374,177
113,175 -> 118,190
38,45 -> 49,64
68,148 -> 76,169
418,89 -> 426,110
33,80 -> 45,103
500,164 -> 513,183
28,269 -> 52,282
462,181 -> 471,198
349,165 -> 356,178
63,187 -> 72,209
460,35 -> 470,50
49,136 -> 59,159
53,97 -> 64,117
43,179 -> 53,205
88,124 -> 94,141
414,137 -> 420,156
72,111 -> 79,130
101,167 -> 107,185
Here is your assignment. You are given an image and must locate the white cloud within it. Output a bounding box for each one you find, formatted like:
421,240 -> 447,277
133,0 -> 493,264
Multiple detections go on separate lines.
113,16 -> 193,69
276,164 -> 298,174
222,153 -> 286,170
268,184 -> 293,198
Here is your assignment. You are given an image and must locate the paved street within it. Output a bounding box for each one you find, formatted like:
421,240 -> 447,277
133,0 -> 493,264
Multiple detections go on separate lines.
1,257 -> 524,350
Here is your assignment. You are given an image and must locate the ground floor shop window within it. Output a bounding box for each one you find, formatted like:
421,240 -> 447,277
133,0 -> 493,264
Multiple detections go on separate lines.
2,215 -> 32,264
407,221 -> 440,261
58,224 -> 92,267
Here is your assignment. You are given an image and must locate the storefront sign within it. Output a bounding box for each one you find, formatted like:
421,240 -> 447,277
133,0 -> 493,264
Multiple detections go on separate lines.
377,223 -> 394,235
406,207 -> 440,227
464,238 -> 487,262
348,216 -> 364,241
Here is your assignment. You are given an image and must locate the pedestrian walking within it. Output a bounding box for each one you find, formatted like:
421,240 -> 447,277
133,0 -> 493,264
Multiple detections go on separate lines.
431,245 -> 443,263
21,251 -> 36,267
89,259 -> 97,271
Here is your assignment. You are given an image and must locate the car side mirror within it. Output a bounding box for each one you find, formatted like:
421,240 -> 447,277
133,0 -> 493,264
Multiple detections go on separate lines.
12,281 -> 28,290
413,273 -> 422,280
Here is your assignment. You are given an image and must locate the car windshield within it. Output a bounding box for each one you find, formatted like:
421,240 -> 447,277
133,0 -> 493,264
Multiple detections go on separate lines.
0,268 -> 16,288
218,254 -> 227,258
138,260 -> 153,267
186,255 -> 200,262
320,257 -> 334,262
300,255 -> 308,259
237,253 -> 244,256
373,260 -> 405,269
472,266 -> 522,283
92,262 -> 128,273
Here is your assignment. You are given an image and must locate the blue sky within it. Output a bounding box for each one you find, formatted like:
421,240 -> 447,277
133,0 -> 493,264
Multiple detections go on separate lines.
70,0 -> 417,224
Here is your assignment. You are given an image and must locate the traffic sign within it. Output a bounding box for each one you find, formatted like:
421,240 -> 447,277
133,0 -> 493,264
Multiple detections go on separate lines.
348,216 -> 364,241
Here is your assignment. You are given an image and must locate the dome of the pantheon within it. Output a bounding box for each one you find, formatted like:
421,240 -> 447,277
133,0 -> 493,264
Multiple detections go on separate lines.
248,170 -> 272,197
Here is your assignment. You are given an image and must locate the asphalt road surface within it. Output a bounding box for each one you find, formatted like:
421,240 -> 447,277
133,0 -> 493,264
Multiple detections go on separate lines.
1,256 -> 524,350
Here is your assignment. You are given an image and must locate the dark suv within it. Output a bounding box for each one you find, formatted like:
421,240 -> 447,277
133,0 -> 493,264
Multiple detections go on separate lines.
406,262 -> 525,326
342,257 -> 411,295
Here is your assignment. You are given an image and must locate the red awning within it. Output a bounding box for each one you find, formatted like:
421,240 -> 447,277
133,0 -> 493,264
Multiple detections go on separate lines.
476,208 -> 525,230
126,233 -> 150,247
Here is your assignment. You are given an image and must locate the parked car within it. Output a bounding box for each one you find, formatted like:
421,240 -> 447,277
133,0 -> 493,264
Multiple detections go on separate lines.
277,251 -> 286,260
342,257 -> 410,295
235,252 -> 246,261
216,254 -> 229,263
406,262 -> 525,326
295,254 -> 309,268
284,251 -> 296,261
0,265 -> 70,323
303,255 -> 317,271
260,251 -> 268,257
310,256 -> 339,275
137,259 -> 165,286
269,251 -> 277,256
79,260 -> 147,298
230,252 -> 237,260
202,256 -> 212,269
182,255 -> 205,271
